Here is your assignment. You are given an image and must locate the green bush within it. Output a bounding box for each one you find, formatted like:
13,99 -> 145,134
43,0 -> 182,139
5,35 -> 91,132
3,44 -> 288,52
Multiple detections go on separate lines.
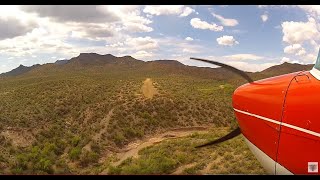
79,150 -> 99,167
69,147 -> 81,160
71,136 -> 81,147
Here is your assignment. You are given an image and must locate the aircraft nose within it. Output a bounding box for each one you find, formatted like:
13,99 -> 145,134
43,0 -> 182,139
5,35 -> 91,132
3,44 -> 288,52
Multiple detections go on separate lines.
231,72 -> 299,168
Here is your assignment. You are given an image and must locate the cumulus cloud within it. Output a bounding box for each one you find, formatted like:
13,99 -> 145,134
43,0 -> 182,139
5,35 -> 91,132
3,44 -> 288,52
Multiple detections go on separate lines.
0,17 -> 38,40
190,18 -> 223,31
304,53 -> 317,63
281,57 -> 290,63
143,5 -> 195,17
125,36 -> 158,50
211,13 -> 238,26
216,35 -> 239,46
179,56 -> 277,72
70,23 -> 115,39
132,50 -> 154,59
298,5 -> 320,18
105,36 -> 158,56
185,37 -> 193,41
281,17 -> 320,44
283,44 -> 306,56
283,44 -> 303,54
296,49 -> 306,56
225,61 -> 277,72
182,47 -> 199,53
0,24 -> 79,58
102,5 -> 153,33
280,57 -> 303,64
20,5 -> 120,23
180,7 -> 195,17
155,36 -> 205,57
277,5 -> 320,65
223,54 -> 264,61
261,13 -> 268,22
21,5 -> 153,35
257,5 -> 292,9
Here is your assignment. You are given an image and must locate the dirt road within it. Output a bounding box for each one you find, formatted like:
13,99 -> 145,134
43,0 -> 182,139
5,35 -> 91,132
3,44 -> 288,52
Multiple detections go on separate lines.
142,78 -> 158,99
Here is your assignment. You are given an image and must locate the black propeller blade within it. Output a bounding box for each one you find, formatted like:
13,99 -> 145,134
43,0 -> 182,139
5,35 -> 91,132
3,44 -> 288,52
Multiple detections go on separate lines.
190,57 -> 253,83
195,127 -> 241,148
190,57 -> 253,148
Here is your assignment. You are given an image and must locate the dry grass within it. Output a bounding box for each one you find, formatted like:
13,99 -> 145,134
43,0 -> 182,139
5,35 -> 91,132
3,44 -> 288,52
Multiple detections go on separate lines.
107,128 -> 267,175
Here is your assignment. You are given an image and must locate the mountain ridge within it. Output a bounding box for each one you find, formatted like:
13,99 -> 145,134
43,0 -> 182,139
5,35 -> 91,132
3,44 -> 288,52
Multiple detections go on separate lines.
0,53 -> 315,78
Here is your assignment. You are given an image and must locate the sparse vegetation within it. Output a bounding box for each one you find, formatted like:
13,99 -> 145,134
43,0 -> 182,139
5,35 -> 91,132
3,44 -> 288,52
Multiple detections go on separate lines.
0,54 -> 283,174
108,128 -> 266,175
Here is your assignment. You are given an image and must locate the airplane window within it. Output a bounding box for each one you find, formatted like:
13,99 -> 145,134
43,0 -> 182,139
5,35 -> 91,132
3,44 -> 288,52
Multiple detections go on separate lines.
314,48 -> 320,71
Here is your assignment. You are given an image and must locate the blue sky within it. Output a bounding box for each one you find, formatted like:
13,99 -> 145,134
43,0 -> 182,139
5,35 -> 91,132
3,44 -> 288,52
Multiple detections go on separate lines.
0,5 -> 319,73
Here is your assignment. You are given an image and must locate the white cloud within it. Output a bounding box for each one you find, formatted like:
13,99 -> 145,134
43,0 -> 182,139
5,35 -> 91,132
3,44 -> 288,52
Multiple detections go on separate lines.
102,36 -> 159,58
101,5 -> 153,33
182,48 -> 199,53
296,49 -> 306,56
257,5 -> 268,8
261,14 -> 268,22
190,18 -> 223,31
281,7 -> 320,64
298,5 -> 320,18
225,61 -> 277,72
211,13 -> 238,26
143,5 -> 195,17
20,5 -> 121,23
0,26 -> 78,58
283,44 -> 303,54
179,56 -> 277,72
123,22 -> 153,33
280,57 -> 303,64
180,7 -> 195,17
125,36 -> 158,51
108,42 -> 124,48
281,17 -> 320,44
281,57 -> 290,63
223,54 -> 264,61
280,53 -> 316,64
185,37 -> 193,41
0,5 -> 157,60
304,53 -> 317,63
106,36 -> 158,53
155,36 -> 206,57
132,50 -> 154,59
257,5 -> 293,9
216,35 -> 239,46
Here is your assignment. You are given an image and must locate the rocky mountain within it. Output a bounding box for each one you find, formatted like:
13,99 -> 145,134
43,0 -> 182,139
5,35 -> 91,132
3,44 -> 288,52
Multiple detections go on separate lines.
0,54 -> 315,79
260,62 -> 313,76
0,64 -> 41,77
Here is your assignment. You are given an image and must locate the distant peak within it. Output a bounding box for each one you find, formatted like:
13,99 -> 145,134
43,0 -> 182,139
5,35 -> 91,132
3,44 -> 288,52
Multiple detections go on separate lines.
104,53 -> 114,56
18,64 -> 26,68
78,52 -> 100,57
122,55 -> 134,59
77,53 -> 117,59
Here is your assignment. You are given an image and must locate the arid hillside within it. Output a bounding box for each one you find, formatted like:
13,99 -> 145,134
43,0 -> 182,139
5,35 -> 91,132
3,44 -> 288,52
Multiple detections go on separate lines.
0,53 -> 313,174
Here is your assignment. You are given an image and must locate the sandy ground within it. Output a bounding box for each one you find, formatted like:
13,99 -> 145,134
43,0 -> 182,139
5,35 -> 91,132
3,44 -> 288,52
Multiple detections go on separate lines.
141,78 -> 158,99
99,126 -> 209,174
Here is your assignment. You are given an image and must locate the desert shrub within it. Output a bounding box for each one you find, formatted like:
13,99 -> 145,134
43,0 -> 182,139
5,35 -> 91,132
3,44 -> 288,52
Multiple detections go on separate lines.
71,136 -> 81,147
69,147 -> 81,160
79,150 -> 99,167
